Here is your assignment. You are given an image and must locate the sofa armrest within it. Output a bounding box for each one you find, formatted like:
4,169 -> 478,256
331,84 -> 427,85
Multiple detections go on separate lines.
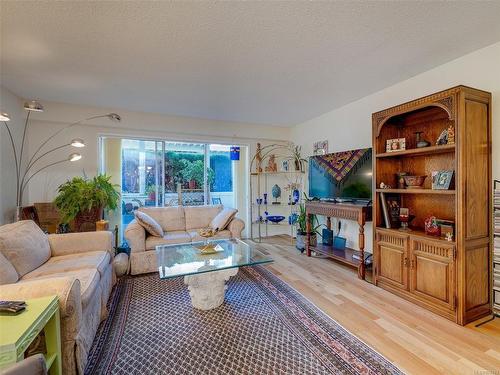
228,218 -> 245,239
48,231 -> 113,257
124,220 -> 146,253
0,277 -> 82,338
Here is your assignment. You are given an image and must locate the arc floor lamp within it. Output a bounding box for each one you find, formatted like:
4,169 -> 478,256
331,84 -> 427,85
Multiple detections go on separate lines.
0,101 -> 121,220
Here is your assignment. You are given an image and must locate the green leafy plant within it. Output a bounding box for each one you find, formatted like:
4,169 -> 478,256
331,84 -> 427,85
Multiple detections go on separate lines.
180,160 -> 215,188
54,174 -> 120,223
296,203 -> 322,235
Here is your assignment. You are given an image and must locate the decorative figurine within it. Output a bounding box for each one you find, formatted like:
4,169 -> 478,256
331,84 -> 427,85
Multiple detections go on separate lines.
256,143 -> 263,173
436,129 -> 448,145
396,172 -> 407,189
445,232 -> 453,242
265,154 -> 278,172
263,193 -> 268,205
380,182 -> 392,189
272,184 -> 281,204
415,131 -> 430,148
424,216 -> 441,236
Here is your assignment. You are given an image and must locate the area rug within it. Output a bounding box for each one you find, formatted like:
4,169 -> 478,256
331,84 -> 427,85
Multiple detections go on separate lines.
85,266 -> 403,375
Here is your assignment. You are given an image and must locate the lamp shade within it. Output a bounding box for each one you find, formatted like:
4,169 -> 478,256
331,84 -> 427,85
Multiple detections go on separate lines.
70,138 -> 85,148
0,112 -> 10,121
68,153 -> 82,162
24,101 -> 44,112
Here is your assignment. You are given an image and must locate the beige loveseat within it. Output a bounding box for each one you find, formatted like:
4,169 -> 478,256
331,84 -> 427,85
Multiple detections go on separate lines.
125,205 -> 245,275
0,220 -> 115,375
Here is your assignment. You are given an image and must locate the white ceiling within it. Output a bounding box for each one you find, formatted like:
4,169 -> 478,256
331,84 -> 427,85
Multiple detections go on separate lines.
1,1 -> 500,126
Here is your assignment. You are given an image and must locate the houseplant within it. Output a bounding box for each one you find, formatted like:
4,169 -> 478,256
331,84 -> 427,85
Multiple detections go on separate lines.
180,160 -> 215,190
295,202 -> 322,252
54,174 -> 120,231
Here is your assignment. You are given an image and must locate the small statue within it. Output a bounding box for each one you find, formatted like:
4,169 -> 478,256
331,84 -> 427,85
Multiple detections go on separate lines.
265,154 -> 278,172
447,125 -> 455,145
256,143 -> 263,173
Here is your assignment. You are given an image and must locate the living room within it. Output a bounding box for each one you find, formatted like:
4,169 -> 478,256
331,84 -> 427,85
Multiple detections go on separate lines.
1,2 -> 500,374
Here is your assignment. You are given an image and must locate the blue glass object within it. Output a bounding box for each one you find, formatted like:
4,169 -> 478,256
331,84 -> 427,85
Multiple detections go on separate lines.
322,228 -> 333,245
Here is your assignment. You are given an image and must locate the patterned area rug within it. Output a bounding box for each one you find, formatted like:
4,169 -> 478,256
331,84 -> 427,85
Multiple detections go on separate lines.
85,266 -> 403,375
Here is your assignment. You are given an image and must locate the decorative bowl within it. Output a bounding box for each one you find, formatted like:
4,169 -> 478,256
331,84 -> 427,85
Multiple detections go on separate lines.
403,175 -> 427,189
266,215 -> 285,224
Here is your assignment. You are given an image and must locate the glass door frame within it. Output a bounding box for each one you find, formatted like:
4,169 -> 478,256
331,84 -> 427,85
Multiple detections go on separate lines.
99,134 -> 248,208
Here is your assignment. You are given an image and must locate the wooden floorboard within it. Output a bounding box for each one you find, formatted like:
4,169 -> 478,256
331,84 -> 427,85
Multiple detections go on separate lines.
249,235 -> 500,375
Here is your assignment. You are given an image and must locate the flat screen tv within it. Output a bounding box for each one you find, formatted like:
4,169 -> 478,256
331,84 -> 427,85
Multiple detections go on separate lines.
308,148 -> 372,201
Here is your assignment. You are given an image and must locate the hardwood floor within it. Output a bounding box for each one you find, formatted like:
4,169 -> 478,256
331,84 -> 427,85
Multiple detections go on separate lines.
251,235 -> 500,375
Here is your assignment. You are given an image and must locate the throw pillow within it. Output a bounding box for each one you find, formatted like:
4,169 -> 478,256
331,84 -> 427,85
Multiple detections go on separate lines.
0,251 -> 19,285
210,208 -> 238,232
0,220 -> 51,277
135,211 -> 164,237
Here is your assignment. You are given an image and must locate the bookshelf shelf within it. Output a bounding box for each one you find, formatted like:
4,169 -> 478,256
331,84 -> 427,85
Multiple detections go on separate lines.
375,144 -> 455,158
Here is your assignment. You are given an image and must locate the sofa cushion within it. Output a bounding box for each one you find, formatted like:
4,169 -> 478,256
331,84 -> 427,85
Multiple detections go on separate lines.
0,220 -> 51,277
0,251 -> 19,285
20,268 -> 100,308
184,205 -> 222,230
210,208 -> 238,232
22,251 -> 111,280
138,206 -> 185,231
188,229 -> 232,242
134,211 -> 164,237
145,231 -> 191,250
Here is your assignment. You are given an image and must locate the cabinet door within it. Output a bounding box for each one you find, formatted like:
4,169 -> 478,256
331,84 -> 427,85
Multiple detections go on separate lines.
375,230 -> 409,290
410,237 -> 455,311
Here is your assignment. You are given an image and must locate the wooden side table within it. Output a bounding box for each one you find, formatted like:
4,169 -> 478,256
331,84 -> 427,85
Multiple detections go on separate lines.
0,296 -> 62,375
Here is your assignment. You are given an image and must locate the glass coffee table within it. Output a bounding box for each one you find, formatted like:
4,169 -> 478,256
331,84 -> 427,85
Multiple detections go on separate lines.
156,238 -> 273,310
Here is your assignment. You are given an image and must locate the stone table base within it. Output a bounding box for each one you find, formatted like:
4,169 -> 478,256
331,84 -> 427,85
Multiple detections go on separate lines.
184,268 -> 239,310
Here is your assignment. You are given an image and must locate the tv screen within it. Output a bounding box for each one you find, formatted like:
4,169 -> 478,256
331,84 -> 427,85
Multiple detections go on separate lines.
308,148 -> 372,201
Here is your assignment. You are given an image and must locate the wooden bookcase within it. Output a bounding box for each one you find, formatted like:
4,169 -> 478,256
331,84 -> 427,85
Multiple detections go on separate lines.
372,86 -> 492,325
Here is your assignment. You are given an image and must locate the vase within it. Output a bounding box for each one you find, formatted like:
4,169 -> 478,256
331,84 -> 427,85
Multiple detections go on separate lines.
292,189 -> 300,204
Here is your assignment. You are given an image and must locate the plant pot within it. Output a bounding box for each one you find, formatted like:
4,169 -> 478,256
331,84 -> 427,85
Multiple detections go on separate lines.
188,180 -> 196,189
74,206 -> 103,232
148,192 -> 156,201
295,233 -> 317,251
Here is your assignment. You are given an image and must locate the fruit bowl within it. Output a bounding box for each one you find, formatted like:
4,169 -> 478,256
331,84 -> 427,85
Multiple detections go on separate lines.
403,175 -> 427,189
266,215 -> 285,224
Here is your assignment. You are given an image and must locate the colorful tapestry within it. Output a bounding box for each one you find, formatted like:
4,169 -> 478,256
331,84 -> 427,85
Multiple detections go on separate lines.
310,148 -> 372,184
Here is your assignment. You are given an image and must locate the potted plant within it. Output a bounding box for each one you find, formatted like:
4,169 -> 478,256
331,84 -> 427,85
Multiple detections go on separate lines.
54,174 -> 120,232
180,160 -> 215,190
295,203 -> 322,252
146,185 -> 156,201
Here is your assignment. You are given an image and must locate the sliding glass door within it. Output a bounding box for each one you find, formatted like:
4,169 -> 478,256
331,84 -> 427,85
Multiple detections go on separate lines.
100,137 -> 246,241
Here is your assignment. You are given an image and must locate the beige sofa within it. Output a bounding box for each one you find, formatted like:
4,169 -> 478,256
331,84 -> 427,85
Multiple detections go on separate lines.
125,205 -> 245,275
0,220 -> 115,375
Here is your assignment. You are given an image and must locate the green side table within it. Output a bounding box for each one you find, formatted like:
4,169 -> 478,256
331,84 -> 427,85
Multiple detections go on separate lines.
0,295 -> 62,375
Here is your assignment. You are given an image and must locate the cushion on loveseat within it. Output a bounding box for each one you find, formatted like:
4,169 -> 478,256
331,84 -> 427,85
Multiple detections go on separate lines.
138,206 -> 186,231
134,211 -> 164,237
21,251 -> 111,280
0,251 -> 19,285
0,220 -> 51,277
210,208 -> 238,231
145,231 -> 191,250
184,205 -> 222,230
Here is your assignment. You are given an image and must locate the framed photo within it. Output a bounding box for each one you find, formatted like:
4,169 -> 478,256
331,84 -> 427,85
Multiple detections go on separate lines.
432,170 -> 454,190
386,138 -> 406,153
313,140 -> 328,155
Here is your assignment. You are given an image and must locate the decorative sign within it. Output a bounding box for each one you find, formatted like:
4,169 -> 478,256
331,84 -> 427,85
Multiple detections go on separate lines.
230,146 -> 240,160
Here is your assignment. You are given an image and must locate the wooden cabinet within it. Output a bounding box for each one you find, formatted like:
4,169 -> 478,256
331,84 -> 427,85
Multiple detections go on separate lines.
372,86 -> 492,325
376,229 -> 408,290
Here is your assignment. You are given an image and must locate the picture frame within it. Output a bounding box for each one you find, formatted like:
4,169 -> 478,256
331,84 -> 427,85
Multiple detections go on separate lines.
313,140 -> 328,155
432,170 -> 454,190
386,138 -> 406,153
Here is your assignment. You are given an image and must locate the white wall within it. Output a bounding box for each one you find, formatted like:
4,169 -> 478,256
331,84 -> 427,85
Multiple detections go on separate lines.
0,97 -> 290,235
291,41 -> 500,253
0,87 -> 24,224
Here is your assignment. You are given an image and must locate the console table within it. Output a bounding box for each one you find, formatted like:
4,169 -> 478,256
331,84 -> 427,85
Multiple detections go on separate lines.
305,201 -> 372,280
